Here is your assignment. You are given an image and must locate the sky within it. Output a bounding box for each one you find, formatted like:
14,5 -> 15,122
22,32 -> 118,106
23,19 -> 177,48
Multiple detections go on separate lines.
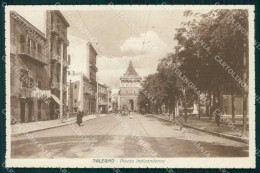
14,8 -> 197,89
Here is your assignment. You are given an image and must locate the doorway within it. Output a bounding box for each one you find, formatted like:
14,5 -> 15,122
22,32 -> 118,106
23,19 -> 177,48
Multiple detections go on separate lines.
50,99 -> 54,120
128,99 -> 134,111
20,101 -> 25,123
28,100 -> 33,122
37,100 -> 41,121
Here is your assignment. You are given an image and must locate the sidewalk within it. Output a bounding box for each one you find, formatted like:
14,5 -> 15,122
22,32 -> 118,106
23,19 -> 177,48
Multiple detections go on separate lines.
148,114 -> 249,144
11,114 -> 108,137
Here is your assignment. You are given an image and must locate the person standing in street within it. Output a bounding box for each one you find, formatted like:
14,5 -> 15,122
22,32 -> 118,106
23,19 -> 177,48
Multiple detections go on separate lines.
214,100 -> 221,127
215,110 -> 220,127
77,110 -> 83,127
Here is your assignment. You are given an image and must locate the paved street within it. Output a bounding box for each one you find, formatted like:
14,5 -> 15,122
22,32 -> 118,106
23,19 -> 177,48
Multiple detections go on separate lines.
11,113 -> 248,158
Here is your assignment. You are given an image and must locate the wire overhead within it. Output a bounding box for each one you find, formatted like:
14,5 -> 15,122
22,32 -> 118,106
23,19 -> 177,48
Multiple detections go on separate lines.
140,10 -> 151,57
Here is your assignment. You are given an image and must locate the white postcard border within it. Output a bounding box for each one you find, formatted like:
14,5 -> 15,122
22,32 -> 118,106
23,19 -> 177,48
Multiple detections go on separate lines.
5,5 -> 255,168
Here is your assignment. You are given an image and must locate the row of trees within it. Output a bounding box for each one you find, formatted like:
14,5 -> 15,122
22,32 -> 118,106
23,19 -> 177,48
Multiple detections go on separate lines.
138,9 -> 249,131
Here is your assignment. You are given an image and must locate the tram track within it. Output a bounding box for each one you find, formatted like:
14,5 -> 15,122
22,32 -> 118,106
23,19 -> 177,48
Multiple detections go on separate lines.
49,115 -> 119,158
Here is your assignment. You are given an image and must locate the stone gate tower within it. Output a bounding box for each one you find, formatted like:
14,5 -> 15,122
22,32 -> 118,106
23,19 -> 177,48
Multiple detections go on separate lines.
119,60 -> 141,111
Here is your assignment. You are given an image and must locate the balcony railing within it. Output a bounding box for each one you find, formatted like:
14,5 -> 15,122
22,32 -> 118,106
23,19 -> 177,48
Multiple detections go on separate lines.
51,81 -> 59,89
50,24 -> 59,36
89,63 -> 98,72
50,52 -> 59,62
17,43 -> 47,65
98,100 -> 107,105
51,81 -> 67,91
63,84 -> 67,92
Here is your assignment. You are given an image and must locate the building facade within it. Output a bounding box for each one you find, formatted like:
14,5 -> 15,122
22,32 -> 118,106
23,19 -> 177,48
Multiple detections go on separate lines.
67,42 -> 98,116
119,60 -> 141,111
97,83 -> 108,114
86,43 -> 98,115
46,10 -> 70,120
10,11 -> 51,124
107,87 -> 112,111
67,72 -> 95,116
111,90 -> 119,112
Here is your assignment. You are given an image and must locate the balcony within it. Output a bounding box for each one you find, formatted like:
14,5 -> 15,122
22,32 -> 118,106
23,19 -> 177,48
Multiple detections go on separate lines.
51,81 -> 67,91
63,62 -> 69,68
58,32 -> 66,42
89,63 -> 98,72
51,81 -> 59,89
19,87 -> 34,98
63,84 -> 67,92
17,43 -> 47,65
84,86 -> 95,95
50,51 -> 59,63
65,38 -> 70,45
50,24 -> 59,36
98,100 -> 107,106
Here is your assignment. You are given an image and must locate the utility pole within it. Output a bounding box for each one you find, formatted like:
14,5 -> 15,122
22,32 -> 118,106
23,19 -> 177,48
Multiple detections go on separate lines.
81,74 -> 84,112
96,80 -> 99,115
60,42 -> 63,122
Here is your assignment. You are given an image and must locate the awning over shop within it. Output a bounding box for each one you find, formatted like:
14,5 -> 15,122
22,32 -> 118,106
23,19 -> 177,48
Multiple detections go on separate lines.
51,94 -> 62,105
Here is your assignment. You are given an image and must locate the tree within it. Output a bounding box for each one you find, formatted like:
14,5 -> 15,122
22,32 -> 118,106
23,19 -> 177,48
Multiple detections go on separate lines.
173,9 -> 248,126
139,9 -> 249,129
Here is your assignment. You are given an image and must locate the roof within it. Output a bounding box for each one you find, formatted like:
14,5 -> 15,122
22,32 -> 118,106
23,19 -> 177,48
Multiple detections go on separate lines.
87,42 -> 98,56
10,11 -> 46,39
55,10 -> 70,27
124,60 -> 138,76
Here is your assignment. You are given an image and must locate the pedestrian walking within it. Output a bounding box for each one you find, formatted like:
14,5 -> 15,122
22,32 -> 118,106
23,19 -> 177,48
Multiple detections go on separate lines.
129,109 -> 133,119
214,100 -> 221,127
107,106 -> 111,115
77,110 -> 83,127
215,112 -> 220,126
141,108 -> 145,115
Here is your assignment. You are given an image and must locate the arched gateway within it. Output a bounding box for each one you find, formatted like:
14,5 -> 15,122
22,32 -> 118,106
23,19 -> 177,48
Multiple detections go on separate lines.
119,60 -> 141,111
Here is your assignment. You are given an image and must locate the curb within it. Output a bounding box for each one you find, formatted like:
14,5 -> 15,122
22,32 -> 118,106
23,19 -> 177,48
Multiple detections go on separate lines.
148,114 -> 248,144
12,115 -> 108,137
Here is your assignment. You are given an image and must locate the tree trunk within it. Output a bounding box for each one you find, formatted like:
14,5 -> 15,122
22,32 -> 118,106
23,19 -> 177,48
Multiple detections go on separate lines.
209,91 -> 212,119
210,93 -> 215,120
242,40 -> 248,132
175,99 -> 179,118
171,106 -> 174,120
242,95 -> 247,132
231,93 -> 235,123
198,95 -> 200,119
156,105 -> 159,115
173,99 -> 176,119
184,96 -> 187,123
218,90 -> 222,113
206,91 -> 209,117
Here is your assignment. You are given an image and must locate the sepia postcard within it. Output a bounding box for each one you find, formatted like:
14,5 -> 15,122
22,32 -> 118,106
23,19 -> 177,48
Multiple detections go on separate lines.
4,4 -> 255,168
